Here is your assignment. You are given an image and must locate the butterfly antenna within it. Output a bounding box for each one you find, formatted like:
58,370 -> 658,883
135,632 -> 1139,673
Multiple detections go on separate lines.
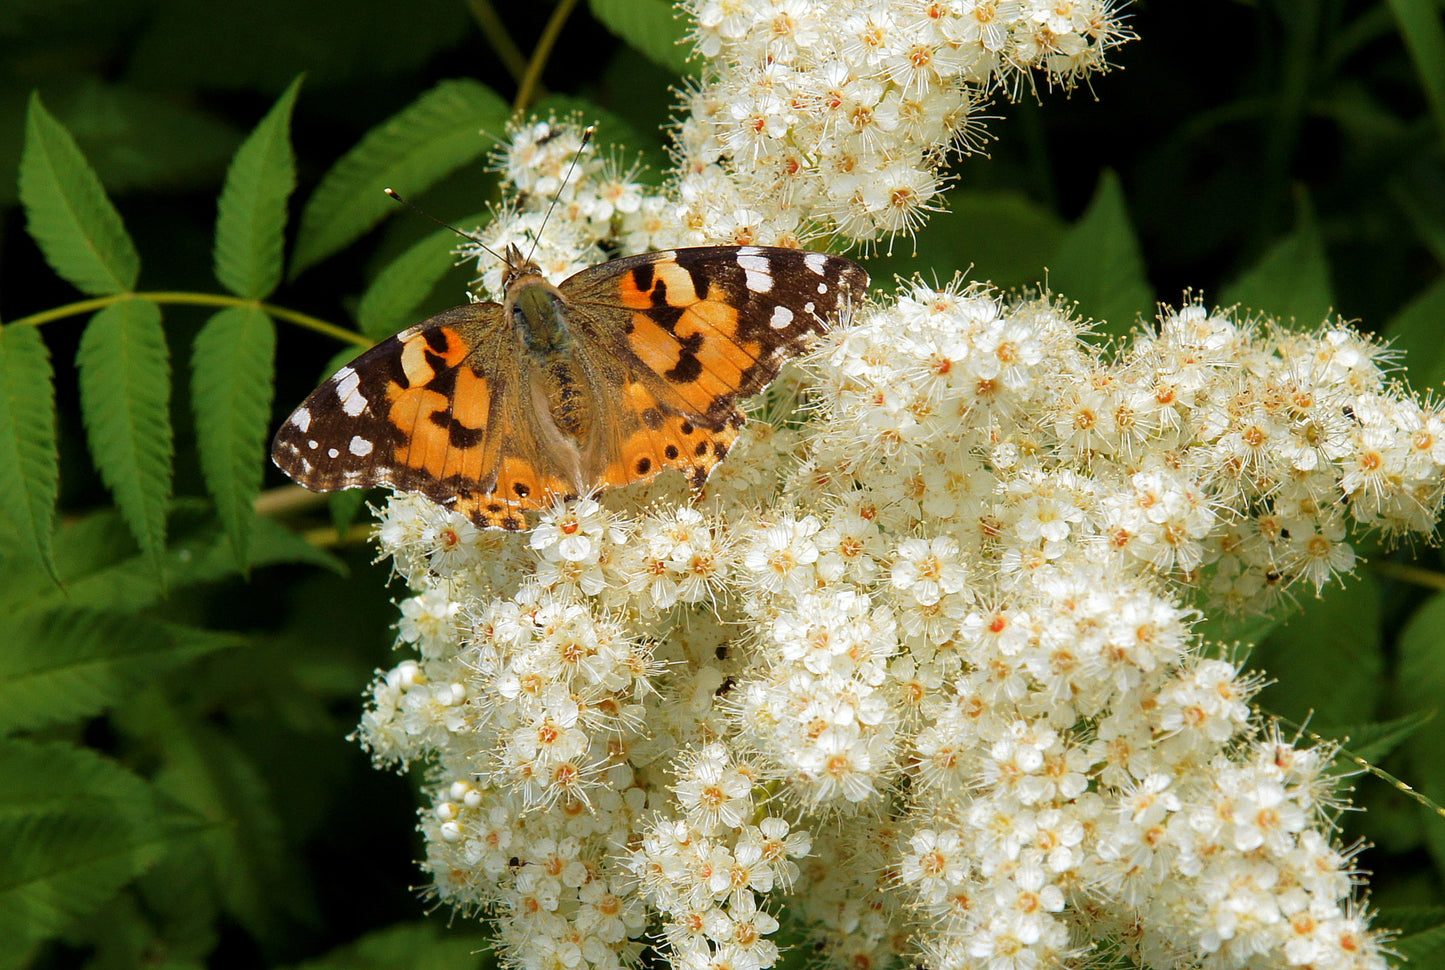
524,124 -> 596,267
383,187 -> 509,265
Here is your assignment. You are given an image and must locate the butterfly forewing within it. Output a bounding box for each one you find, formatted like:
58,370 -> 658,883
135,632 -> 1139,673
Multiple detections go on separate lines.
272,246 -> 869,530
566,246 -> 868,428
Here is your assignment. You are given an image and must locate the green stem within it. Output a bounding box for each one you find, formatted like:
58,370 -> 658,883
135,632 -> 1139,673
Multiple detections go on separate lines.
466,0 -> 531,86
9,291 -> 372,348
513,0 -> 581,116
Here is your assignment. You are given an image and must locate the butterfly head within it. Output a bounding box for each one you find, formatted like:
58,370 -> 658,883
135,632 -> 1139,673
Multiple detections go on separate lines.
501,243 -> 545,291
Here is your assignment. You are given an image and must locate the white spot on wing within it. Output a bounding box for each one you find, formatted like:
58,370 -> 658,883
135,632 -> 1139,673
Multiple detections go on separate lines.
349,435 -> 374,457
738,245 -> 765,257
769,305 -> 794,330
804,252 -> 829,275
308,440 -> 319,449
292,407 -> 311,432
327,448 -> 340,458
335,367 -> 367,417
817,282 -> 828,294
737,253 -> 773,293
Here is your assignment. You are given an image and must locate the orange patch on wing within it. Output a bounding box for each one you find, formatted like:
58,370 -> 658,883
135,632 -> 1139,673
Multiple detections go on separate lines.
399,328 -> 472,387
618,269 -> 652,310
449,366 -> 491,435
677,302 -> 751,383
385,383 -> 446,474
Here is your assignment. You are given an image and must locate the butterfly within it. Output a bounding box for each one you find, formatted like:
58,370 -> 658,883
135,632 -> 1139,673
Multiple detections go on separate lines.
271,245 -> 869,530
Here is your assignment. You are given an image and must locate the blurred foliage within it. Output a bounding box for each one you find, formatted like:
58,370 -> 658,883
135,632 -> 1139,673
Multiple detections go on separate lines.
2,0 -> 1445,967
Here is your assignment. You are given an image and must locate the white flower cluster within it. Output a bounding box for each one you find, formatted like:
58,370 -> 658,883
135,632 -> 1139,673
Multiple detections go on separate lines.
358,278 -> 1436,970
669,0 -> 1132,246
345,4 -> 1435,969
461,0 -> 1132,279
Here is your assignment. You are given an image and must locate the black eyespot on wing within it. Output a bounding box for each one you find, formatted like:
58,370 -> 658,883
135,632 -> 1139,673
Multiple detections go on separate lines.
635,456 -> 652,475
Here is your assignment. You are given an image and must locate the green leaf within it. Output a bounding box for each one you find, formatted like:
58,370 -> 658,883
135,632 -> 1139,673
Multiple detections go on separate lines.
1254,576 -> 1383,729
1384,274 -> 1445,392
1393,918 -> 1445,964
132,700 -> 311,944
1330,709 -> 1436,764
76,300 -> 174,576
1046,170 -> 1153,342
0,324 -> 58,576
213,77 -> 302,299
285,922 -> 493,970
863,189 -> 1065,292
0,76 -> 243,209
0,505 -> 344,619
1220,195 -> 1336,326
1397,592 -> 1445,878
191,306 -> 277,569
0,738 -> 199,957
589,0 -> 692,75
18,91 -> 140,296
291,79 -> 508,276
328,489 -> 370,538
0,610 -> 240,735
355,212 -> 487,340
1387,0 -> 1445,154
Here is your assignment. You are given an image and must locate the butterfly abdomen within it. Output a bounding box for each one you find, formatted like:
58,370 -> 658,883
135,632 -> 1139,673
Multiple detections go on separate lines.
542,358 -> 589,439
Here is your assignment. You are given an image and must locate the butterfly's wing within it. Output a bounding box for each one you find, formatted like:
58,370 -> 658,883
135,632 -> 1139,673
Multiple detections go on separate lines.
271,304 -> 587,530
559,246 -> 869,489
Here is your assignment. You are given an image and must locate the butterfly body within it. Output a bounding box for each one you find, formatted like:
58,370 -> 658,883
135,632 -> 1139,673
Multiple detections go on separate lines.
273,245 -> 868,530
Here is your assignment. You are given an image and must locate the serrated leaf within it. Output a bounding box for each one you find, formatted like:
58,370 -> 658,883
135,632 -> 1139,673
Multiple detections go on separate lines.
1220,196 -> 1336,326
0,738 -> 200,955
0,324 -> 58,576
191,307 -> 277,569
0,76 -> 243,208
356,211 -> 487,339
0,610 -> 241,734
291,79 -> 508,276
213,77 -> 301,299
18,91 -> 140,296
76,299 -> 174,577
1046,170 -> 1153,342
1254,577 -> 1383,729
589,0 -> 692,75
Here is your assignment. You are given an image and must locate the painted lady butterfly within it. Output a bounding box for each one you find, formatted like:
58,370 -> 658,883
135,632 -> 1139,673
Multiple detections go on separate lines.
271,245 -> 869,530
